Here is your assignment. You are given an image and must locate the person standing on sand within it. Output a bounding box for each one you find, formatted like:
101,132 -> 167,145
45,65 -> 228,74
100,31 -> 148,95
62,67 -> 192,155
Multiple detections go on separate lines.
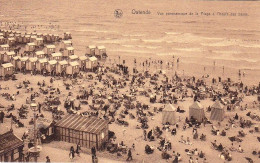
126,148 -> 133,161
75,143 -> 81,156
143,129 -> 147,141
0,111 -> 4,123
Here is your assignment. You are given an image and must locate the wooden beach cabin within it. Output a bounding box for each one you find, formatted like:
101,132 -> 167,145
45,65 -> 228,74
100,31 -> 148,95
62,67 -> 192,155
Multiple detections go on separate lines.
55,114 -> 109,150
26,57 -> 38,71
66,61 -> 79,75
25,43 -> 36,52
4,51 -> 15,63
7,38 -> 15,46
79,56 -> 88,71
95,46 -> 107,59
86,56 -> 98,70
30,35 -> 37,43
17,57 -> 28,71
64,32 -> 72,40
15,34 -> 23,44
0,63 -> 14,78
61,40 -> 72,49
36,58 -> 48,72
68,54 -> 78,62
35,51 -> 46,59
34,38 -> 44,46
44,45 -> 56,56
63,46 -> 74,57
86,45 -> 96,56
23,35 -> 31,44
37,33 -> 43,38
51,52 -> 62,61
57,60 -> 68,75
0,36 -> 5,45
0,130 -> 24,162
11,56 -> 20,69
47,60 -> 57,74
53,34 -> 60,42
0,44 -> 10,51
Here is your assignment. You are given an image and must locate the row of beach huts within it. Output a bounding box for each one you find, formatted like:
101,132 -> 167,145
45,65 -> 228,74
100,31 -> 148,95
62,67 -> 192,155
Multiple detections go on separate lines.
0,29 -> 107,78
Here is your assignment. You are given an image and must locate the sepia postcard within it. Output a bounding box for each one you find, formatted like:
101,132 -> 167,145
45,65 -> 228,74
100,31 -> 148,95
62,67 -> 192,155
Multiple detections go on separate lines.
0,0 -> 259,163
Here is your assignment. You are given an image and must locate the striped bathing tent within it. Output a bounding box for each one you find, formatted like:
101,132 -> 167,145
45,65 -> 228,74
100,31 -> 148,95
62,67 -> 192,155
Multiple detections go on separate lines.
210,101 -> 225,121
189,101 -> 205,122
162,104 -> 176,125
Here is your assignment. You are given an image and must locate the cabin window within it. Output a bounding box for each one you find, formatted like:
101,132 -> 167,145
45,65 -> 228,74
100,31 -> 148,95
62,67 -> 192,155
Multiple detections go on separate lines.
101,132 -> 104,139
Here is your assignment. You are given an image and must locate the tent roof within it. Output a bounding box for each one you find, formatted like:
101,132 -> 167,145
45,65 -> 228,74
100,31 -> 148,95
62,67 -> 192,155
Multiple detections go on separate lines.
79,55 -> 88,61
36,51 -> 45,55
164,104 -> 176,112
190,101 -> 203,109
48,60 -> 57,65
55,114 -> 109,134
66,47 -> 74,50
212,101 -> 223,109
63,40 -> 72,44
29,57 -> 38,62
70,61 -> 79,67
89,56 -> 97,61
59,60 -> 68,65
46,45 -> 56,49
69,55 -> 78,60
51,52 -> 62,57
87,45 -> 96,49
2,63 -> 13,68
6,51 -> 15,55
20,57 -> 29,61
38,58 -> 48,63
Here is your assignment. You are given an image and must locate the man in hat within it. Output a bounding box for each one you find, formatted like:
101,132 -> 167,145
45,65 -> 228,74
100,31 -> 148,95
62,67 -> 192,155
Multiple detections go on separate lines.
126,148 -> 133,161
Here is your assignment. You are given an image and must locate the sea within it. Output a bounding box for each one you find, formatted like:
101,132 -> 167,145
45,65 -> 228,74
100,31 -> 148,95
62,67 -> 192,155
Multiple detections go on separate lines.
0,0 -> 260,85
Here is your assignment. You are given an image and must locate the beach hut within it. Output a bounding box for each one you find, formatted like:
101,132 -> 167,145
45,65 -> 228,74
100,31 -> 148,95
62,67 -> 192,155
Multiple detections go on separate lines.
79,56 -> 88,70
25,43 -> 36,52
0,33 -> 3,37
53,34 -> 60,42
30,35 -> 37,43
210,101 -> 225,121
11,56 -> 20,69
0,44 -> 10,51
7,38 -> 15,46
37,117 -> 55,143
86,56 -> 98,70
0,130 -> 24,162
36,58 -> 48,73
68,54 -> 78,62
0,36 -> 5,45
51,52 -> 62,61
15,34 -> 23,43
55,114 -> 109,150
57,60 -> 68,75
17,57 -> 28,71
86,45 -> 96,56
95,46 -> 107,59
36,33 -> 43,38
23,35 -> 31,44
31,32 -> 37,36
34,38 -> 44,46
64,32 -> 72,40
63,46 -> 74,57
43,33 -> 49,43
47,60 -> 57,75
162,104 -> 177,125
44,45 -> 56,56
35,51 -> 46,59
66,61 -> 79,75
4,51 -> 15,63
189,101 -> 205,122
0,63 -> 14,77
61,40 -> 72,49
26,57 -> 38,71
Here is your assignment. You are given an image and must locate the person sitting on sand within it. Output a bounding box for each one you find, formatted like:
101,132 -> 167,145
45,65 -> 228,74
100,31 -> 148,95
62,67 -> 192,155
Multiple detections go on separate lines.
189,156 -> 194,163
180,135 -> 186,144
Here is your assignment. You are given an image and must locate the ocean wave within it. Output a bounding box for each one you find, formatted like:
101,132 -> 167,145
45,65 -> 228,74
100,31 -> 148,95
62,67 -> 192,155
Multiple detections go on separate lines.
142,39 -> 164,43
174,48 -> 202,52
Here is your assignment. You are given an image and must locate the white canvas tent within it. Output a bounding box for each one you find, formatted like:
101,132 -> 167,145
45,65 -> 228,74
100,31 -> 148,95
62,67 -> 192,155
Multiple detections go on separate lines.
162,104 -> 176,125
210,101 -> 225,121
189,101 -> 205,122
